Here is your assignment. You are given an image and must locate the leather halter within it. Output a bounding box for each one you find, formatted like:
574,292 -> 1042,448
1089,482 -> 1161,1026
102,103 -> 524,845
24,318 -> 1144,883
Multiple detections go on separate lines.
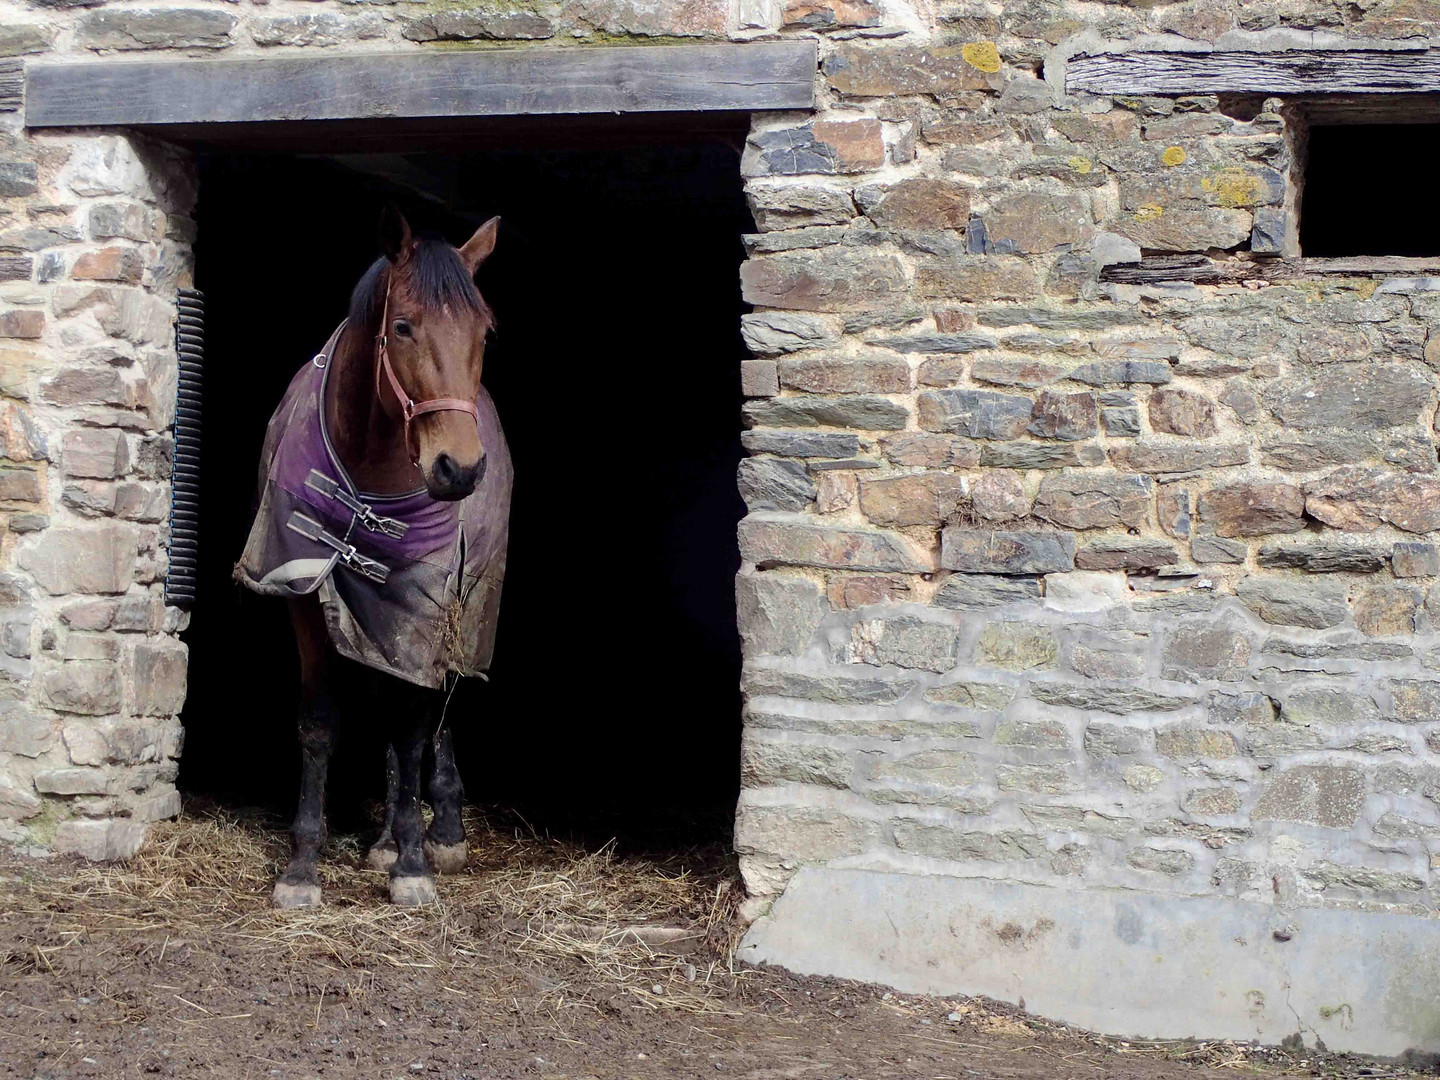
374,269 -> 481,467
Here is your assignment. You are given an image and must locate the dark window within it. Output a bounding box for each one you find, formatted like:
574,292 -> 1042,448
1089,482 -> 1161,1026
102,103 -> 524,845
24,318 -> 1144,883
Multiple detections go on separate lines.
1301,124 -> 1440,257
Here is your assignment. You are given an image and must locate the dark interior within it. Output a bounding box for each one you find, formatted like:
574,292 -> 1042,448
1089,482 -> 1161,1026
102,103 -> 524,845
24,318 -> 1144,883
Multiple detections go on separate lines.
1301,124 -> 1440,257
180,124 -> 752,849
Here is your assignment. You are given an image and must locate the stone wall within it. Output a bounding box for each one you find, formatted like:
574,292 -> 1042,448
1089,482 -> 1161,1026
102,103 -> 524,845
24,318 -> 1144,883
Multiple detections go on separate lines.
2,0 -> 1439,1047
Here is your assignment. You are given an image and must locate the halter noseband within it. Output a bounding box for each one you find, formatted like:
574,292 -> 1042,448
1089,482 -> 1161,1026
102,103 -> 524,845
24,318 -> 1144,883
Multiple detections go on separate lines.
374,269 -> 481,467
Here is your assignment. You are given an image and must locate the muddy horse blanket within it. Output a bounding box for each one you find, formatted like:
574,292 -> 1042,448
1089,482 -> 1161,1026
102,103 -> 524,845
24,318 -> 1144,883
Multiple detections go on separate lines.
234,324 -> 512,689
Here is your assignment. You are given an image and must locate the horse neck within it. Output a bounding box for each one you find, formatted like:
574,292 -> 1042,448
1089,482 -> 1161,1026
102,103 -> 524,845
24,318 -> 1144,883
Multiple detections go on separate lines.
325,322 -> 421,494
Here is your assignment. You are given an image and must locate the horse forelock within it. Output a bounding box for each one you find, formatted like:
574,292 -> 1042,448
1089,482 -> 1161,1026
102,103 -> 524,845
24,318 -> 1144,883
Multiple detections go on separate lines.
347,236 -> 494,340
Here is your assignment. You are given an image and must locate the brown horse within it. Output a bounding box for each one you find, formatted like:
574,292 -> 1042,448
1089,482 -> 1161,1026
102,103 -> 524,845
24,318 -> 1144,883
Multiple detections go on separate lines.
235,207 -> 511,907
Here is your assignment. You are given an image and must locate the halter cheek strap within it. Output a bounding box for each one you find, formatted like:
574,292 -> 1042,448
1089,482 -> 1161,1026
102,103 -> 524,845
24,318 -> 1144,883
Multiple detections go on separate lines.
375,271 -> 481,467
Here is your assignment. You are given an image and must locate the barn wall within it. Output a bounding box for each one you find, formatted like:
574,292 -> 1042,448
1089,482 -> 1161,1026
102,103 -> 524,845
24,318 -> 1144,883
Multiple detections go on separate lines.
1,0 -> 1439,1051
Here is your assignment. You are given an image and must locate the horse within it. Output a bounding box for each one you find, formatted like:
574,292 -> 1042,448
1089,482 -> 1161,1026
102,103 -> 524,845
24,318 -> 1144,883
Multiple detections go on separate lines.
233,207 -> 512,908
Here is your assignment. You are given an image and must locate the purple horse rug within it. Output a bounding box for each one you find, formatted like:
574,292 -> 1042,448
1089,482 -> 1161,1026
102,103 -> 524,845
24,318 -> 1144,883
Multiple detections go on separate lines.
234,324 -> 512,689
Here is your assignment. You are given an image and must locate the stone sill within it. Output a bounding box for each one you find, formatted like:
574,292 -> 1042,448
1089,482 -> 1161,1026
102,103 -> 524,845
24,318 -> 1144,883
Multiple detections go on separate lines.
1102,253 -> 1440,287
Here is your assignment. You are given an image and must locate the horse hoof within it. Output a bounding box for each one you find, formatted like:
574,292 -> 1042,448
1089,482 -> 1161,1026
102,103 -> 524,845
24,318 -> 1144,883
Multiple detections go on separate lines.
366,843 -> 398,873
272,881 -> 322,909
389,875 -> 438,907
425,838 -> 468,875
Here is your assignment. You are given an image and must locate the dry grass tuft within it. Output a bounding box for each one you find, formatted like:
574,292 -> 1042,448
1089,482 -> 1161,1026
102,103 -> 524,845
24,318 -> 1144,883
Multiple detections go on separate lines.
6,803 -> 746,1012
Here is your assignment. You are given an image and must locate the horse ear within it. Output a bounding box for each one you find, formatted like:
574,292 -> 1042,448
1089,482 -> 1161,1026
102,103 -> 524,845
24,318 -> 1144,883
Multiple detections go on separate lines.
379,204 -> 413,263
459,216 -> 500,275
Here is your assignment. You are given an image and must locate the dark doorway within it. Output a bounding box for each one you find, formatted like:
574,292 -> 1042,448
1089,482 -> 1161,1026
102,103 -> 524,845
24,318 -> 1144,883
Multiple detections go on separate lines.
181,128 -> 751,847
1301,124 -> 1440,257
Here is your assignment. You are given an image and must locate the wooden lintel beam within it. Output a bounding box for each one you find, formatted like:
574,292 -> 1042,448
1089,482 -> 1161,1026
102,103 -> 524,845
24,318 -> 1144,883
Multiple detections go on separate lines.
24,42 -> 817,129
1067,48 -> 1440,96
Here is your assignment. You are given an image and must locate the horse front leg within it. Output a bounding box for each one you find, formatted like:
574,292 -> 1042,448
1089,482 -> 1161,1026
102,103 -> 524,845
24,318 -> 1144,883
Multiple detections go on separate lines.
388,708 -> 438,906
365,743 -> 400,872
273,596 -> 338,909
424,725 -> 468,874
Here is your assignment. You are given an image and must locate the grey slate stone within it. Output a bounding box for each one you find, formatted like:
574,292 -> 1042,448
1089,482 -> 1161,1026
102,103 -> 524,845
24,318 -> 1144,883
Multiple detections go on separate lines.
77,8 -> 238,49
1067,360 -> 1173,386
1255,542 -> 1388,573
940,529 -> 1076,574
1262,365 -> 1434,431
931,575 -> 1042,609
865,331 -> 996,354
744,396 -> 908,431
736,572 -> 828,658
1392,542 -> 1440,578
1236,580 -> 1349,629
917,389 -> 1032,439
1033,683 -> 1193,714
738,457 -> 817,512
1191,535 -> 1247,564
741,430 -> 861,459
742,665 -> 916,706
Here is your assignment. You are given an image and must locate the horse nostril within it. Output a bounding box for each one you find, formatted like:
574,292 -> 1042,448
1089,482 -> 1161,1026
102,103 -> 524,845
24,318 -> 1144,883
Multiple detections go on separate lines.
433,453 -> 460,488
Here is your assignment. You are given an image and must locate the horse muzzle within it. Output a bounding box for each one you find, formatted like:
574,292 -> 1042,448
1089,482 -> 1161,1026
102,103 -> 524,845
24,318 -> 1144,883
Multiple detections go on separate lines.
427,451 -> 485,501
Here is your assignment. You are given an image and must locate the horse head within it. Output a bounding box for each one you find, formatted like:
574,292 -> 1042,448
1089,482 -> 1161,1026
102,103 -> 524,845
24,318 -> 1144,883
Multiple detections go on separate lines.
372,206 -> 498,501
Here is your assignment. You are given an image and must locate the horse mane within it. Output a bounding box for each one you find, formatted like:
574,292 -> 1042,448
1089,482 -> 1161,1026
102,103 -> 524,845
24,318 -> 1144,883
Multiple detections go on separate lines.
348,234 -> 495,340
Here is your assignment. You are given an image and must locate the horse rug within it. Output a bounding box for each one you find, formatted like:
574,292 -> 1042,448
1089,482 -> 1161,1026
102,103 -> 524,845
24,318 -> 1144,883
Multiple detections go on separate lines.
234,324 -> 512,689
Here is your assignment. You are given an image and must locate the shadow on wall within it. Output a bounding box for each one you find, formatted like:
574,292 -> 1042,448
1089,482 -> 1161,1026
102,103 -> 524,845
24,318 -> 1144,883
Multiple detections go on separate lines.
183,138 -> 752,848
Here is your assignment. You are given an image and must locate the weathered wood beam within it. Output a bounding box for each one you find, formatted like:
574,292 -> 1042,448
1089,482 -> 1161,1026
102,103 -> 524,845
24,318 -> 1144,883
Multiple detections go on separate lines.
1067,49 -> 1440,95
1101,253 -> 1440,284
24,42 -> 817,129
0,60 -> 20,114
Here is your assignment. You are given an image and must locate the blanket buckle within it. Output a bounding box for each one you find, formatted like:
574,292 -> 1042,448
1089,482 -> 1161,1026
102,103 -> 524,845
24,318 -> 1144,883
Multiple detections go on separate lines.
304,469 -> 409,539
285,511 -> 391,584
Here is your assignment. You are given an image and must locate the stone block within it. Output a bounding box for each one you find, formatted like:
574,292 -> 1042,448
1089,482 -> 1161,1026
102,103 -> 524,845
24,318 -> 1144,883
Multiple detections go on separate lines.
931,575 -> 1041,609
399,9 -> 551,41
1101,406 -> 1141,437
822,45 -> 998,98
1028,391 -> 1098,441
997,764 -> 1075,794
745,119 -> 885,177
17,524 -> 136,595
740,360 -> 779,398
893,823 -> 1048,862
1127,847 -> 1195,875
1236,580 -> 1348,630
132,643 -> 188,717
966,471 -> 1026,521
741,313 -> 833,355
1032,470 -> 1150,531
1108,441 -> 1249,474
778,354 -> 910,395
53,819 -> 147,861
0,467 -> 42,503
76,8 -> 237,50
34,767 -> 109,795
857,179 -> 973,230
738,457 -> 816,512
1282,689 -> 1380,727
1306,467 -> 1440,534
0,310 -> 45,340
739,514 -> 933,573
1255,542 -> 1387,573
1148,388 -> 1217,437
941,529 -> 1074,574
1113,207 -> 1253,252
994,719 -> 1070,749
1252,765 -> 1365,829
1191,535 -> 1247,564
858,473 -> 968,528
1155,726 -> 1238,760
970,356 -> 1065,388
1161,627 -> 1251,683
1393,542 -> 1440,578
1301,861 -> 1425,894
980,442 -> 1105,469
1084,723 -> 1147,756
744,666 -> 916,706
1263,365 -> 1433,431
983,192 -> 1093,254
1351,584 -> 1420,637
741,736 -> 851,789
1071,641 -> 1148,681
62,428 -> 129,480
850,617 -> 959,673
0,775 -> 42,820
735,800 -> 883,860
1388,680 -> 1440,724
872,748 -> 976,788
782,0 -> 881,27
924,680 -> 1015,710
740,252 -> 906,311
915,258 -> 1040,302
1198,483 -> 1305,538
43,661 -> 122,715
746,183 -> 855,231
1036,683 -> 1191,714
736,572 -> 827,658
0,161 -> 38,199
0,703 -> 51,758
71,247 -> 145,285
916,389 -> 1032,439
974,623 -> 1057,671
1076,538 -> 1178,571
741,430 -> 860,459
744,395 -> 908,431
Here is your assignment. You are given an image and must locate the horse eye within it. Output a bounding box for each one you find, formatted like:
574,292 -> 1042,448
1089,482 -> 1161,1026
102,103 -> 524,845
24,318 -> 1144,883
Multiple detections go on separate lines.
393,319 -> 413,339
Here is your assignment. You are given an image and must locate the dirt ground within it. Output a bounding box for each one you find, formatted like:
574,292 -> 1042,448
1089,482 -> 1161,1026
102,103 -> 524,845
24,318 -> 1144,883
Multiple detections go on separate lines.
0,805 -> 1426,1080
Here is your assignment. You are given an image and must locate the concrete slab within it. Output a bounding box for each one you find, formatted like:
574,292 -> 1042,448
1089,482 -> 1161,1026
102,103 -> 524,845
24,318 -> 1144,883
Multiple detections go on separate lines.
740,869 -> 1440,1058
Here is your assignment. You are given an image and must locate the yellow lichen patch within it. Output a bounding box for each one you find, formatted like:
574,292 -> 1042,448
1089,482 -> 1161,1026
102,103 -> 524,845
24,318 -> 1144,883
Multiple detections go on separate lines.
1134,203 -> 1164,222
961,41 -> 1002,73
1068,156 -> 1092,174
1202,167 -> 1264,208
1161,145 -> 1187,167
